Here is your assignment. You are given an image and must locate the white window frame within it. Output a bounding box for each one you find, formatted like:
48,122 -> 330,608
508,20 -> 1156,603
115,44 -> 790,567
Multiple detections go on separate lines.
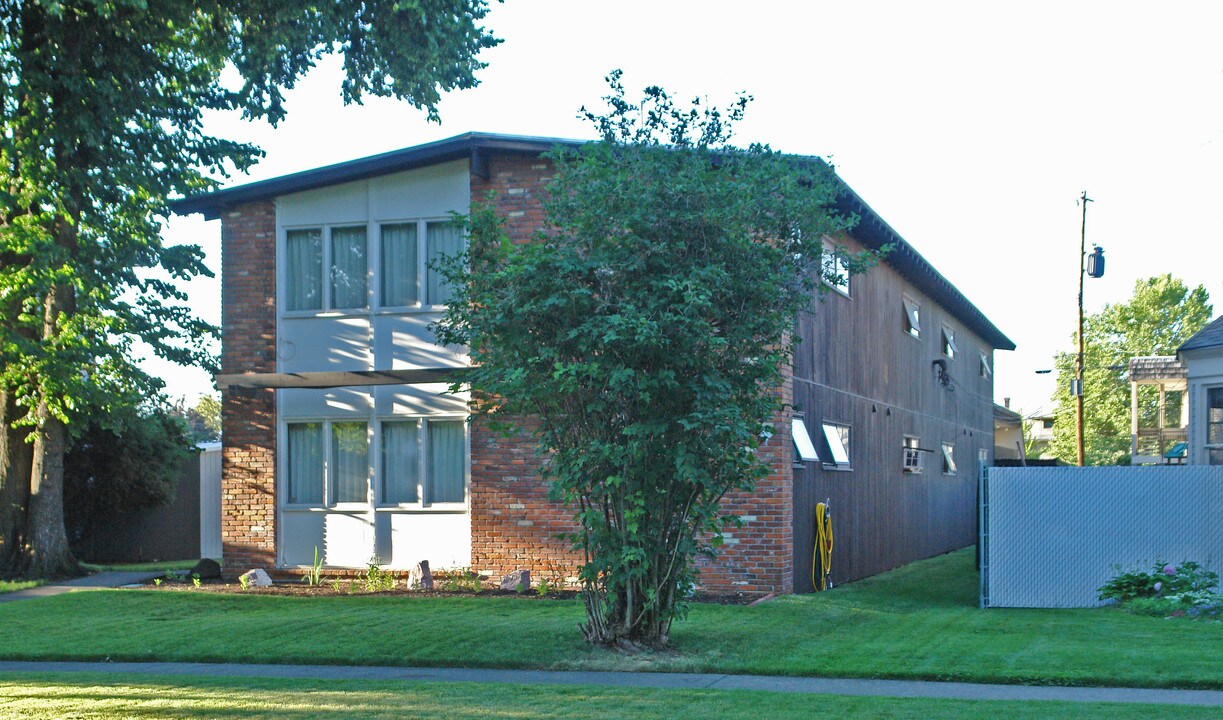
377,415 -> 471,510
979,351 -> 992,379
792,417 -> 820,462
942,441 -> 957,475
903,435 -> 923,474
902,295 -> 921,339
821,238 -> 850,297
281,419 -> 372,510
376,217 -> 466,312
822,422 -> 851,469
941,325 -> 958,360
281,223 -> 370,316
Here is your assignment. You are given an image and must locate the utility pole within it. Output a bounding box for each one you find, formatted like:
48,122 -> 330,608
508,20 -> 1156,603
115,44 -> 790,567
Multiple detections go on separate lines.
1076,191 -> 1093,467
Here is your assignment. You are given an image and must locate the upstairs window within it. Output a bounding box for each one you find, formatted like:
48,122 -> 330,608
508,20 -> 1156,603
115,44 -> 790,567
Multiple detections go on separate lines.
822,422 -> 851,468
941,325 -> 958,359
284,226 -> 369,311
903,435 -> 923,474
381,220 -> 465,308
902,295 -> 921,339
822,238 -> 850,296
942,442 -> 957,475
980,351 -> 992,379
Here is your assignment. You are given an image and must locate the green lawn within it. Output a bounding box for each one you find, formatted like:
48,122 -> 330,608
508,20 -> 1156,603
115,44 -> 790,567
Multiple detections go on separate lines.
80,559 -> 200,573
1,549 -> 1220,689
0,673 -> 1217,720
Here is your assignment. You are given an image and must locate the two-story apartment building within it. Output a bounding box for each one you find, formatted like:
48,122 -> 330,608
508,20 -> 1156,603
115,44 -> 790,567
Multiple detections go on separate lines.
173,133 -> 1014,593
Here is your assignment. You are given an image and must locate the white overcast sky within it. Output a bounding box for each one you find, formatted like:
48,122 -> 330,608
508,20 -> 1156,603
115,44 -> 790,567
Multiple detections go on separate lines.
153,0 -> 1223,417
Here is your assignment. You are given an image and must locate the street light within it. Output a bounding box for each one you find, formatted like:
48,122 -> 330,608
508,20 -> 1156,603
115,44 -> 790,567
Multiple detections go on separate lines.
1074,191 -> 1105,466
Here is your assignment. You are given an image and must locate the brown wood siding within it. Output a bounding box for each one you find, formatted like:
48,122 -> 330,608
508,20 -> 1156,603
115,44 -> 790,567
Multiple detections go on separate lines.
791,235 -> 995,591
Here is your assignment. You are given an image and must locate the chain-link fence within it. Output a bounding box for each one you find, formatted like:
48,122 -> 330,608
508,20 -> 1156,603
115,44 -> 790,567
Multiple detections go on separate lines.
981,465 -> 1223,608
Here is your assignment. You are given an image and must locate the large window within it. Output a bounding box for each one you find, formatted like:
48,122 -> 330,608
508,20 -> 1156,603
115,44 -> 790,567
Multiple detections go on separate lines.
286,220 -> 464,313
285,226 -> 369,311
1208,387 -> 1223,466
382,418 -> 467,506
285,418 -> 467,508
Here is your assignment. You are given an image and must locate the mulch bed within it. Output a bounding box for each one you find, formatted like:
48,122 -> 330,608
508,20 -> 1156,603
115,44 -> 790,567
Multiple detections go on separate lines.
143,577 -> 756,604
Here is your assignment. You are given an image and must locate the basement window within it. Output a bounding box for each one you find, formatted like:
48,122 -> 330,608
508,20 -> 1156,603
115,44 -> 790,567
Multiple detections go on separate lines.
902,295 -> 921,339
792,418 -> 820,462
822,422 -> 851,468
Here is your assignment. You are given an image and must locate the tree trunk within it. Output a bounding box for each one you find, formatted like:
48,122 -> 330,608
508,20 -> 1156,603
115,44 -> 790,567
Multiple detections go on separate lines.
0,390 -> 32,574
21,285 -> 79,578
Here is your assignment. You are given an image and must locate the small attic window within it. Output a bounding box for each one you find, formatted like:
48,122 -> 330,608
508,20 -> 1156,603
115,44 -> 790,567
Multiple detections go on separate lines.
980,351 -> 992,379
942,442 -> 957,475
792,418 -> 819,462
903,295 -> 921,338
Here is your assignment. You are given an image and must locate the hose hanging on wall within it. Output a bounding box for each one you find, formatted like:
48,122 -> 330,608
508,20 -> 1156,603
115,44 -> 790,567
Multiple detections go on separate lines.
813,500 -> 834,591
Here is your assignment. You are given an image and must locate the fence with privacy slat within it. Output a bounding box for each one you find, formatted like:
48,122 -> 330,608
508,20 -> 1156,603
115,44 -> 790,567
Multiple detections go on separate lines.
980,465 -> 1223,608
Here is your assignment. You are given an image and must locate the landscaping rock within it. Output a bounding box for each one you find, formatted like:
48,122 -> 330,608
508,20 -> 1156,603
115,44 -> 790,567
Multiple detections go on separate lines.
239,568 -> 273,587
500,569 -> 530,592
190,558 -> 222,580
407,560 -> 433,590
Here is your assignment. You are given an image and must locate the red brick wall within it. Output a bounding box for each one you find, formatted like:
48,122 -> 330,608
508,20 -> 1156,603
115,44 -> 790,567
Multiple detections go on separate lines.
219,200 -> 277,574
468,152 -> 795,594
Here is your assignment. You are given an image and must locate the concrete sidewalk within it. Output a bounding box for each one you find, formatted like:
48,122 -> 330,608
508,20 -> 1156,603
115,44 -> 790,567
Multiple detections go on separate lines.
1,660 -> 1221,707
0,571 -> 161,604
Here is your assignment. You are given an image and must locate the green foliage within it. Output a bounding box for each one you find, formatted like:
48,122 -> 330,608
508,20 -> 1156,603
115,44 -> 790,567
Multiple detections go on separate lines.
440,568 -> 484,593
435,72 -> 877,647
1100,561 -> 1222,620
1050,275 -> 1212,465
172,395 -> 222,444
62,401 -> 195,547
238,574 -> 250,591
364,557 -> 395,593
0,0 -> 499,577
301,546 -> 323,587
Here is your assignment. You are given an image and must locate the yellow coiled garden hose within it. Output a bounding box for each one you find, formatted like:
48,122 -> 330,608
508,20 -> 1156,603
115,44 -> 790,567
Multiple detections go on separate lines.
813,501 -> 834,591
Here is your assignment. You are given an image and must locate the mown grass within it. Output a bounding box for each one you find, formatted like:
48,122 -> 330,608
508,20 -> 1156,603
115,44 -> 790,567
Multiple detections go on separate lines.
0,673 -> 1218,720
1,549 -> 1220,689
79,559 -> 200,573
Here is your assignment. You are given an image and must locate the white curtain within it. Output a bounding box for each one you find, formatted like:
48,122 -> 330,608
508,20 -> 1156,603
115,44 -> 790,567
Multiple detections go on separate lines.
330,422 -> 369,504
330,226 -> 368,309
381,421 -> 420,504
286,229 -> 322,311
426,222 -> 464,306
287,423 -> 323,504
380,223 -> 418,307
427,420 -> 465,503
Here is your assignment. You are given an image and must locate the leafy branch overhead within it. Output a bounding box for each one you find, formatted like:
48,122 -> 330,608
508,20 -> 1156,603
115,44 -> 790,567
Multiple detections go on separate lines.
0,0 -> 500,578
435,72 -> 882,648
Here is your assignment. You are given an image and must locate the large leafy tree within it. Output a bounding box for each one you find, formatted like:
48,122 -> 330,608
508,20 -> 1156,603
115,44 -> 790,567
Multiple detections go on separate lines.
1050,275 -> 1212,465
0,0 -> 499,577
436,73 -> 878,648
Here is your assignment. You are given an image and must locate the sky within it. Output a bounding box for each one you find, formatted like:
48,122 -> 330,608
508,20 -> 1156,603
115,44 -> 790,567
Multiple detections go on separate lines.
153,0 -> 1223,417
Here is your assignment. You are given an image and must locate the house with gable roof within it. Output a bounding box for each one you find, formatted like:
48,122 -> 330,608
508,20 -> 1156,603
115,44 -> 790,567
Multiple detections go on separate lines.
172,132 -> 1014,593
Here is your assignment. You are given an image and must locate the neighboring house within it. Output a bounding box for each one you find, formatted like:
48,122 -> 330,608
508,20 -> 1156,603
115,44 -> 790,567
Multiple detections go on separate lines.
172,132 -> 1014,593
993,403 -> 1024,460
1025,408 -> 1056,459
1178,316 -> 1223,466
1128,356 -> 1188,465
